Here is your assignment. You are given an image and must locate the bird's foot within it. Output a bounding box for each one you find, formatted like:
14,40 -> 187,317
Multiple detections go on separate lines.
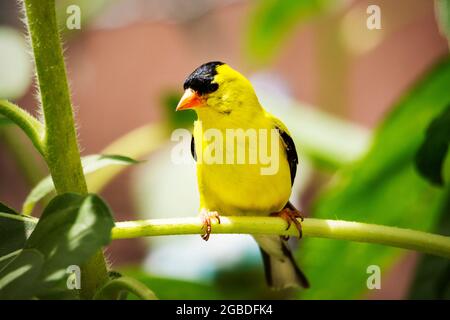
199,209 -> 221,241
271,207 -> 304,240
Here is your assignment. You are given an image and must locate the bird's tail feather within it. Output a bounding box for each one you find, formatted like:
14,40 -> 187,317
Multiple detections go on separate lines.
255,235 -> 309,289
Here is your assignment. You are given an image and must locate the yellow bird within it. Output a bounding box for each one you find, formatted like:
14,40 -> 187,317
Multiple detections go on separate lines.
176,61 -> 309,289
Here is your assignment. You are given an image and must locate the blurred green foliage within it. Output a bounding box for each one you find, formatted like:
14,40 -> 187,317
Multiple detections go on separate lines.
0,202 -> 35,270
409,193 -> 450,299
297,57 -> 450,299
162,91 -> 196,130
246,0 -> 340,62
415,105 -> 450,186
435,0 -> 450,43
121,268 -> 224,300
212,260 -> 293,299
122,260 -> 293,300
22,154 -> 139,215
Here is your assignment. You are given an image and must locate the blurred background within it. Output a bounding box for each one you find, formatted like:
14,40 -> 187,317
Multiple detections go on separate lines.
0,0 -> 449,299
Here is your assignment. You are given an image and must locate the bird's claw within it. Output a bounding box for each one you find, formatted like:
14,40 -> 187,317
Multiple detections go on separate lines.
271,207 -> 304,240
200,210 -> 221,241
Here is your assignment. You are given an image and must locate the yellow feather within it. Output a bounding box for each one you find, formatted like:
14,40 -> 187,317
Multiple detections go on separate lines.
193,64 -> 293,216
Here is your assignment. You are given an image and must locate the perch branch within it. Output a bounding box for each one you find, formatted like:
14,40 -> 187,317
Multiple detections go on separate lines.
112,217 -> 450,259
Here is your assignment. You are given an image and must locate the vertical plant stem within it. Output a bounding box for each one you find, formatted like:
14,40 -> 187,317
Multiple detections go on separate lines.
23,0 -> 86,193
23,0 -> 108,299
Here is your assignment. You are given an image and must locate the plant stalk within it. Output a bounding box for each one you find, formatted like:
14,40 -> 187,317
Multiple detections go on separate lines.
3,210 -> 450,259
23,0 -> 108,299
112,217 -> 450,259
0,100 -> 44,155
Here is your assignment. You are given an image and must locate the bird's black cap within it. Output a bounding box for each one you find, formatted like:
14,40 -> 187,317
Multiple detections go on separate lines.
183,61 -> 224,95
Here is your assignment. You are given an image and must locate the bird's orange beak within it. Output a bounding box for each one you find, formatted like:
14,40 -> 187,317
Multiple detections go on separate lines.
176,88 -> 203,111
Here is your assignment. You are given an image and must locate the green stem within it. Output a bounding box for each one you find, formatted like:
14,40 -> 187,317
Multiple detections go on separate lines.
23,0 -> 108,299
112,217 -> 450,259
0,100 -> 44,155
23,0 -> 86,194
3,210 -> 449,259
93,276 -> 158,300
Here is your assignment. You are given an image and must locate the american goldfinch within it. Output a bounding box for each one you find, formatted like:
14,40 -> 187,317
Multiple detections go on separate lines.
176,61 -> 309,289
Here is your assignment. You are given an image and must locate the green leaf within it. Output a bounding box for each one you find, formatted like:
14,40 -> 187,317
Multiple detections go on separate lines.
415,105 -> 450,186
22,154 -> 139,215
0,249 -> 44,299
435,0 -> 450,42
246,0 -> 338,62
298,57 -> 450,299
409,190 -> 450,299
0,202 -> 37,269
0,201 -> 19,214
121,262 -> 292,300
213,260 -> 294,299
0,212 -> 37,262
94,275 -> 158,300
120,268 -> 224,300
0,193 -> 114,299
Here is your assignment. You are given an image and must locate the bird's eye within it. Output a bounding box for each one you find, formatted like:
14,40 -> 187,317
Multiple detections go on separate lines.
184,78 -> 219,96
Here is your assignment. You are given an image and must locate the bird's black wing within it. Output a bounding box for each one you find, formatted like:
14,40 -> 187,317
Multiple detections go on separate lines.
276,127 -> 298,186
191,134 -> 197,161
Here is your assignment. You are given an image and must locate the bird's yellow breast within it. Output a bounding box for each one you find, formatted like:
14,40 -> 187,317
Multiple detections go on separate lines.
194,117 -> 292,216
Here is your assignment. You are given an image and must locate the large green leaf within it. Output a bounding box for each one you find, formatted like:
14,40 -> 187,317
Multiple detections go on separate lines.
246,0 -> 339,62
0,193 -> 114,299
297,57 -> 450,299
0,202 -> 37,269
409,190 -> 450,299
0,249 -> 44,299
0,212 -> 37,265
0,201 -> 19,215
22,154 -> 139,214
415,105 -> 450,186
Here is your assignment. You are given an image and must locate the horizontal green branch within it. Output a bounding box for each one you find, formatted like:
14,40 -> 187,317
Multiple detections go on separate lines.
0,100 -> 45,155
4,212 -> 449,259
112,217 -> 450,259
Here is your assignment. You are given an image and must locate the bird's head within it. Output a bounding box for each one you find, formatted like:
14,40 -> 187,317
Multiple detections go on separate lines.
176,61 -> 260,117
